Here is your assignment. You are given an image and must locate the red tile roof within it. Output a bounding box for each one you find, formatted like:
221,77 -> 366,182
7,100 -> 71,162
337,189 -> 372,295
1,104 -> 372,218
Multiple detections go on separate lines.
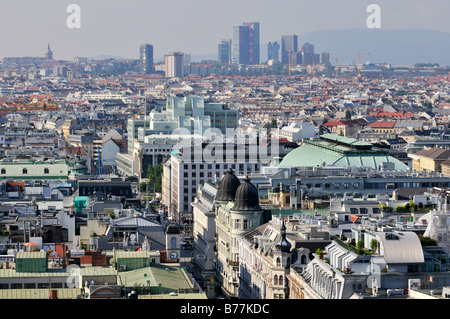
367,121 -> 396,128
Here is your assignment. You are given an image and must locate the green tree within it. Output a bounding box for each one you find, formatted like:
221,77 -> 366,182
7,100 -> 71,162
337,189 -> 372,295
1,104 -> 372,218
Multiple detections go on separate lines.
147,163 -> 163,193
271,118 -> 277,128
318,126 -> 324,135
420,236 -> 438,246
345,110 -> 352,120
356,240 -> 364,250
370,239 -> 379,253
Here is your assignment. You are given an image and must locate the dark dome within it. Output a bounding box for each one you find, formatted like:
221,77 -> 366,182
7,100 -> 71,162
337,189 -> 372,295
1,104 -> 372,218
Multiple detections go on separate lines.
166,222 -> 182,234
217,168 -> 241,202
231,176 -> 262,211
278,220 -> 292,253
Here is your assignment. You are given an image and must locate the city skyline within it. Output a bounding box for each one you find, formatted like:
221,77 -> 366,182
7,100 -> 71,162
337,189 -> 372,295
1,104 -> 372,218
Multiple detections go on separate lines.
1,0 -> 450,62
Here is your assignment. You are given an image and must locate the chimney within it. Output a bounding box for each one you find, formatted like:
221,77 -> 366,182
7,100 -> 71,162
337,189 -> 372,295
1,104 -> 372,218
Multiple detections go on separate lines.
49,290 -> 58,299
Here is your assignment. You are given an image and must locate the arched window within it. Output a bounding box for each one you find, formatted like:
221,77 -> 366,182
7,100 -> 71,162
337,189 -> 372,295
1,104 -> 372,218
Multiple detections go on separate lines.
170,237 -> 177,249
44,168 -> 49,174
274,275 -> 278,285
276,257 -> 281,267
23,168 -> 27,174
279,276 -> 284,286
301,254 -> 307,264
0,168 -> 5,174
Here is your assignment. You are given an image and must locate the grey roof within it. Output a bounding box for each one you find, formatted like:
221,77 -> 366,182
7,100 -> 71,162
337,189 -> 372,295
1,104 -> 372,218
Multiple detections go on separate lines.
377,231 -> 424,264
394,187 -> 429,200
415,147 -> 450,160
112,216 -> 161,228
91,201 -> 123,213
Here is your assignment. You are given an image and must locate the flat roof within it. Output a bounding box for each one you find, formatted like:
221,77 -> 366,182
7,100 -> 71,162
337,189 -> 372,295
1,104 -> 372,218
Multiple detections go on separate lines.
118,264 -> 193,290
0,267 -> 117,278
138,292 -> 207,299
16,251 -> 47,259
115,251 -> 149,259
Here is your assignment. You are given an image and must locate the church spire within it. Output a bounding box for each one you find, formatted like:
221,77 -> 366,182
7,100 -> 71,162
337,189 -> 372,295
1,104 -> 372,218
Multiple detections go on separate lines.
45,43 -> 53,60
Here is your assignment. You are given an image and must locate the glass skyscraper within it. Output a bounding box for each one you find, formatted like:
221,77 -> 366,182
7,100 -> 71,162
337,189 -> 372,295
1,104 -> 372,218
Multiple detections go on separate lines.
267,42 -> 280,62
218,39 -> 232,64
281,35 -> 298,65
232,22 -> 260,65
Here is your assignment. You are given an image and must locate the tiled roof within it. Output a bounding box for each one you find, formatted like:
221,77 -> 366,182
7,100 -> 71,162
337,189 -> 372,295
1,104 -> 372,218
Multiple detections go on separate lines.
367,121 -> 396,128
415,147 -> 450,160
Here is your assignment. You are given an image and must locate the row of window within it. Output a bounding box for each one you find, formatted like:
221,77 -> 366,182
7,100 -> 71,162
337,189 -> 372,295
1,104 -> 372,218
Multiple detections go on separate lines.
0,282 -> 65,289
183,163 -> 258,171
306,183 -> 360,189
349,207 -> 379,214
0,168 -> 51,175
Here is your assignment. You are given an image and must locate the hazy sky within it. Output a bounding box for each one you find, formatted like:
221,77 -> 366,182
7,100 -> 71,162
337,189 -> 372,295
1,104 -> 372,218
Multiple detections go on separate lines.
0,0 -> 449,60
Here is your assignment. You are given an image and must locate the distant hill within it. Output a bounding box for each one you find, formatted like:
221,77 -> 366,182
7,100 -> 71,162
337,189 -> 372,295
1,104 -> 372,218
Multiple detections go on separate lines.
89,54 -> 125,61
295,28 -> 450,67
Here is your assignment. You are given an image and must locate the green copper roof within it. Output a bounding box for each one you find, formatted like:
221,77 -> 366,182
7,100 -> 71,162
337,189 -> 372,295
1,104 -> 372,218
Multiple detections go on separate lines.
118,264 -> 194,292
279,135 -> 409,171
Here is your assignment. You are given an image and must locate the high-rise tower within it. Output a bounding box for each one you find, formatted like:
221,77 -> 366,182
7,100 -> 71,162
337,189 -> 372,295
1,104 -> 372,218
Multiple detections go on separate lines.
218,39 -> 232,64
140,44 -> 154,74
164,52 -> 184,78
267,42 -> 280,62
232,22 -> 260,65
281,35 -> 298,64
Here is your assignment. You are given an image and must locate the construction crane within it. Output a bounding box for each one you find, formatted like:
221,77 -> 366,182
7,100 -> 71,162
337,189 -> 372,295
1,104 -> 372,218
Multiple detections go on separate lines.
335,58 -> 339,77
332,51 -> 370,78
0,98 -> 58,113
281,50 -> 295,78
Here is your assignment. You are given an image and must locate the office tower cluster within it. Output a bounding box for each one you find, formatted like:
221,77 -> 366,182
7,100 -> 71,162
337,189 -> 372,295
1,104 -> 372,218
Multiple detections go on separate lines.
280,35 -> 328,66
217,24 -> 329,67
